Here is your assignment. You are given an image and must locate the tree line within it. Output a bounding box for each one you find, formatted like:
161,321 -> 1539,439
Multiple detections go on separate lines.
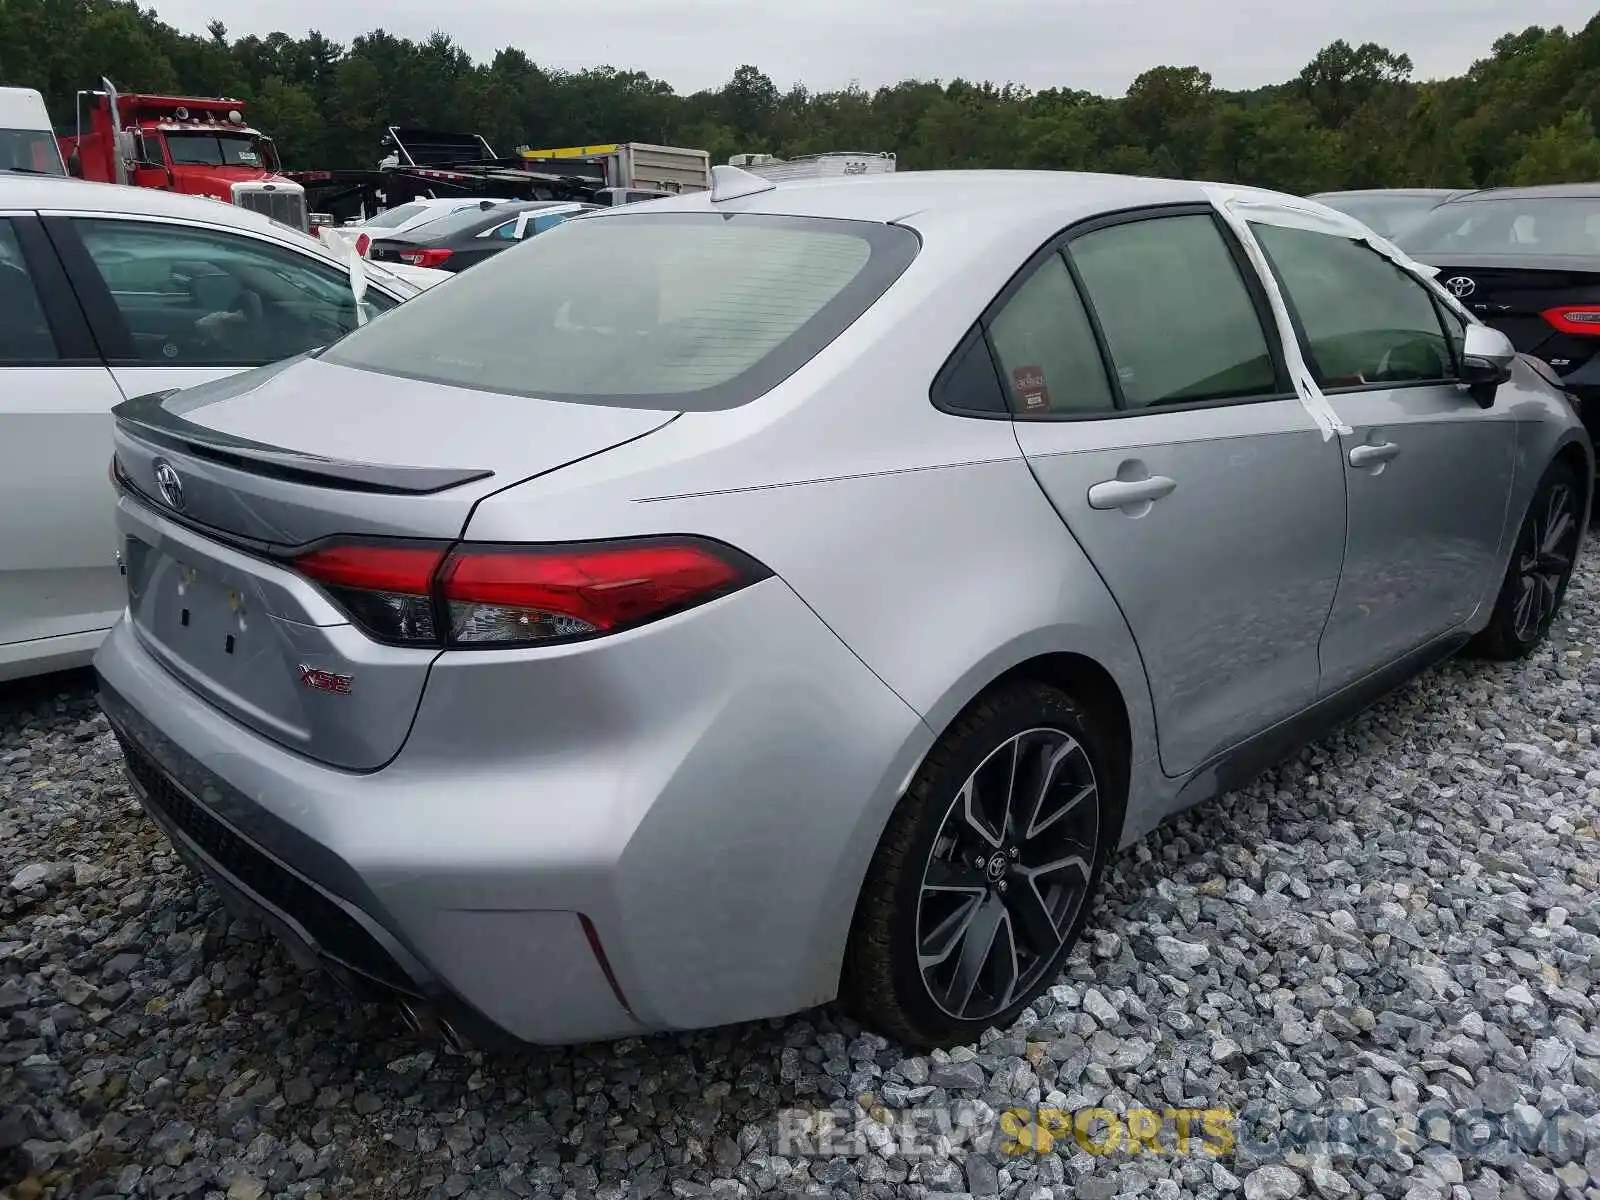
5,0 -> 1600,193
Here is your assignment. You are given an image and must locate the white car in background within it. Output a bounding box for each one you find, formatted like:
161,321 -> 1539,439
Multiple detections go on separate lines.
0,176 -> 446,682
323,197 -> 510,256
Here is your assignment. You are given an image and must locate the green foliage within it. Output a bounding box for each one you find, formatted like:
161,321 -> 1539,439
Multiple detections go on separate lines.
4,0 -> 1600,190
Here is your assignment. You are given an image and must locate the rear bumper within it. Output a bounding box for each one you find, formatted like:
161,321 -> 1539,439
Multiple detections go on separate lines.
94,574 -> 932,1044
99,674 -> 629,1048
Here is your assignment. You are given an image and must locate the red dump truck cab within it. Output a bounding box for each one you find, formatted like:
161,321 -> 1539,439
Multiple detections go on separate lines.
60,86 -> 308,231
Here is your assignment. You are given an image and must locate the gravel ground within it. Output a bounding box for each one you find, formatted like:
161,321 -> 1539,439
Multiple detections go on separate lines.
3,548 -> 1599,1200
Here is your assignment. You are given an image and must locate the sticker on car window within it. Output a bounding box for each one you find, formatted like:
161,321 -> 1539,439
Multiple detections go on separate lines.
1012,365 -> 1051,412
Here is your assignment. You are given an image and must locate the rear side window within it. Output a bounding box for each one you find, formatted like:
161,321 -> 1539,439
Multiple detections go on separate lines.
1253,223 -> 1454,386
1068,214 -> 1279,408
322,212 -> 920,410
985,253 -> 1113,416
0,219 -> 58,362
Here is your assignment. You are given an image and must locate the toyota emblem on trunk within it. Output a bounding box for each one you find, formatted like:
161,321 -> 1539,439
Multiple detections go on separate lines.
152,460 -> 185,510
1444,276 -> 1477,298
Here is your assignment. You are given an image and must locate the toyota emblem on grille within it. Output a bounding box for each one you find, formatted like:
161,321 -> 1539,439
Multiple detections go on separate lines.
1444,276 -> 1477,298
152,459 -> 185,510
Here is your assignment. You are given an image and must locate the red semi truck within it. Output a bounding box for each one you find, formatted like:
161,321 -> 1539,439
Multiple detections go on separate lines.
60,79 -> 308,231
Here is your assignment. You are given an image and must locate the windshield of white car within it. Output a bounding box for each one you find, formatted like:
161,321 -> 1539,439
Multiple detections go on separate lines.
0,129 -> 65,175
1399,196 -> 1600,258
321,210 -> 921,411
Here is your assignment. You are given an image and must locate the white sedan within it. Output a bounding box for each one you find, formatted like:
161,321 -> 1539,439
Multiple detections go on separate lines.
0,176 -> 446,682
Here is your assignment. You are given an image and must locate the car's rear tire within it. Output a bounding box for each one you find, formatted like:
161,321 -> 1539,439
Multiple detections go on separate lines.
841,682 -> 1117,1048
1470,458 -> 1585,661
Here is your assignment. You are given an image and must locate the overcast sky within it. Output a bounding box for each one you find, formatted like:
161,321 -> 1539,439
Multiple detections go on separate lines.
164,0 -> 1595,97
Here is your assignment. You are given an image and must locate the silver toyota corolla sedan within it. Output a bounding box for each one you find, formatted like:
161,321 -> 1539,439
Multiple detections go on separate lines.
96,169 -> 1593,1050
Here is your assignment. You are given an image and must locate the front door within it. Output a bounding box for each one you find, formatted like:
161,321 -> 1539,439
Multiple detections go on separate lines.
997,207 -> 1348,777
1249,221 -> 1518,692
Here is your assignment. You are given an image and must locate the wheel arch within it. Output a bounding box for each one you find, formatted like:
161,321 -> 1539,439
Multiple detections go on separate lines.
822,641 -> 1146,1003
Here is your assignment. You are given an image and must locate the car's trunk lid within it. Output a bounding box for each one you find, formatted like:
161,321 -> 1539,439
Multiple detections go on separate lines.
111,355 -> 678,769
1415,254 -> 1600,358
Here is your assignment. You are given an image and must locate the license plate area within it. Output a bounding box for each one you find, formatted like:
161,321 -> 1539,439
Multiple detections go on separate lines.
132,539 -> 257,669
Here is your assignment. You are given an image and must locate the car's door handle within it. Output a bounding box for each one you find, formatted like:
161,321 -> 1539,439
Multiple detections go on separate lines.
1348,441 -> 1401,468
1087,475 -> 1177,510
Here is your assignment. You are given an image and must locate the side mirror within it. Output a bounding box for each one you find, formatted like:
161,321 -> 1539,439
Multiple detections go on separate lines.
67,152 -> 83,178
1459,323 -> 1515,408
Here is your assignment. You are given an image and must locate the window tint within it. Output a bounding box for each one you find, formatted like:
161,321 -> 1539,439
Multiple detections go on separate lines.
322,211 -> 919,411
933,326 -> 1008,415
73,219 -> 397,367
985,252 -> 1113,416
0,220 -> 58,362
1253,223 -> 1453,386
1068,214 -> 1279,408
490,219 -> 519,240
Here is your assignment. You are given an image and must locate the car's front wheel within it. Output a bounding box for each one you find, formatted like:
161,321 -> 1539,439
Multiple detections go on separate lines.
842,682 -> 1116,1048
1471,457 -> 1585,660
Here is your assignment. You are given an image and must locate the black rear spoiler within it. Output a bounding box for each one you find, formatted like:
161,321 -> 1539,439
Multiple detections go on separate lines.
112,389 -> 493,496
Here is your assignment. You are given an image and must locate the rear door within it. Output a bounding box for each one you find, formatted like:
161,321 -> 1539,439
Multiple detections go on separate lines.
994,206 -> 1349,778
1251,221 -> 1518,692
42,212 -> 402,397
0,211 -> 128,661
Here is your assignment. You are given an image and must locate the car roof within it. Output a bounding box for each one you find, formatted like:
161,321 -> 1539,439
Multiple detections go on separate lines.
1441,183 -> 1600,203
582,170 -> 1242,245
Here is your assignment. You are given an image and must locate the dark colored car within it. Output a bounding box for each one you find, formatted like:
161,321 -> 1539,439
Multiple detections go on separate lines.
366,200 -> 599,272
1397,183 -> 1600,450
1309,188 -> 1475,240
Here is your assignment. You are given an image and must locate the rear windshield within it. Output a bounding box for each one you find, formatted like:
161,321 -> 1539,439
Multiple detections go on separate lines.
1399,196 -> 1600,258
1315,194 -> 1445,239
360,202 -> 429,229
322,211 -> 920,410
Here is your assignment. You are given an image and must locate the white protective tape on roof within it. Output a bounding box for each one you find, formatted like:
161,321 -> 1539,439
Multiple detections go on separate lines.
1201,184 -> 1349,439
1205,186 -> 1477,323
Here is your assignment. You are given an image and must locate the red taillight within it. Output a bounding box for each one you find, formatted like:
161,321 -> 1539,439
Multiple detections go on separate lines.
291,537 -> 767,648
294,542 -> 446,645
354,232 -> 371,257
398,248 -> 452,268
1541,305 -> 1600,336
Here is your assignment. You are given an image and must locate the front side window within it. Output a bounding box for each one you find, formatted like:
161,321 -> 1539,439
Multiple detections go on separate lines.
73,219 -> 396,367
1068,214 -> 1280,408
1254,223 -> 1453,386
0,219 -> 58,362
985,252 -> 1113,416
321,211 -> 919,410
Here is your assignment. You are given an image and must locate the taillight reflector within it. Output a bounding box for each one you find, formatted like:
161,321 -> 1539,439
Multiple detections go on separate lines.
1541,305 -> 1600,336
290,537 -> 767,648
398,248 -> 452,268
295,543 -> 443,593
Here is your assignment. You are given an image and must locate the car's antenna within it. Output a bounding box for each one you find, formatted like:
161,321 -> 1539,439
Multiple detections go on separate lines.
709,164 -> 776,203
